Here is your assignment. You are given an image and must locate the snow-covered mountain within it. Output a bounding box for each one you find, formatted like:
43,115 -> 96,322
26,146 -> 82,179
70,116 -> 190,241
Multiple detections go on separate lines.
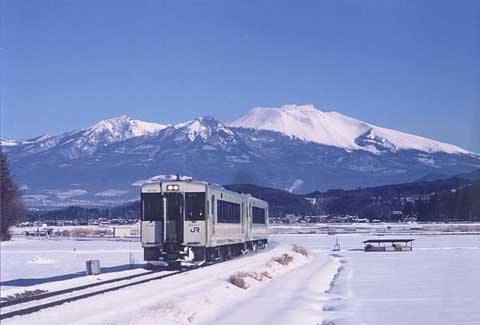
2,106 -> 479,207
173,116 -> 239,145
229,104 -> 469,154
5,115 -> 168,161
53,115 -> 168,158
83,114 -> 168,141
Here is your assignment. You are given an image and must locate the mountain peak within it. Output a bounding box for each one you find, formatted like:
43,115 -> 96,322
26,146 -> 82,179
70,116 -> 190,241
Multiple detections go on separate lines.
275,104 -> 317,112
229,104 -> 471,155
38,115 -> 171,159
87,115 -> 168,139
175,115 -> 220,126
175,116 -> 234,142
229,104 -> 370,149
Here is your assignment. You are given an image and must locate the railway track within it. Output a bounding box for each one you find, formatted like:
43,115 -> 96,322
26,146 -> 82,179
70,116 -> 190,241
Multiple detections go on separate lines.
0,265 -> 201,320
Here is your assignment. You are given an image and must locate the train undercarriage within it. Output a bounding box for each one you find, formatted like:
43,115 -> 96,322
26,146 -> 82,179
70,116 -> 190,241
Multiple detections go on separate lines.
144,240 -> 268,267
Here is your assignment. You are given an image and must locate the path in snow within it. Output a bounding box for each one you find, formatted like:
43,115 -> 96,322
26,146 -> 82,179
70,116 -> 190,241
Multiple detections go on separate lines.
201,252 -> 340,325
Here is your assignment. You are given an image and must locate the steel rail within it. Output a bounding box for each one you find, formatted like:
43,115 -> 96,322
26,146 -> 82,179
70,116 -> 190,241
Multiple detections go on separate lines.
0,269 -> 158,308
0,266 -> 201,320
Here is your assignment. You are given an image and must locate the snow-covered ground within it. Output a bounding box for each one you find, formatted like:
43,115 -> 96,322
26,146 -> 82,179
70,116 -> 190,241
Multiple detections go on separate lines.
1,237 -> 143,292
1,234 -> 479,324
1,240 -> 319,324
278,234 -> 480,325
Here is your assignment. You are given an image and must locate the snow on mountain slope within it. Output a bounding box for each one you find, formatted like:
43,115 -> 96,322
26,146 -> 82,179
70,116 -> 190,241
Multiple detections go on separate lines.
0,139 -> 22,146
1,115 -> 169,160
80,115 -> 168,143
168,116 -> 242,152
44,116 -> 168,159
0,135 -> 56,147
229,104 -> 471,154
50,115 -> 169,158
174,116 -> 235,142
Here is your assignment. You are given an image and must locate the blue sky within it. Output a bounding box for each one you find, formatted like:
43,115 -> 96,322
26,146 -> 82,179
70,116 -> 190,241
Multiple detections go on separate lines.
2,0 -> 479,152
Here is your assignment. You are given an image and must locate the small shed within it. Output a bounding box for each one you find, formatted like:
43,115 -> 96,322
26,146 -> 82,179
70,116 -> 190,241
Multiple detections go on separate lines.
362,239 -> 414,252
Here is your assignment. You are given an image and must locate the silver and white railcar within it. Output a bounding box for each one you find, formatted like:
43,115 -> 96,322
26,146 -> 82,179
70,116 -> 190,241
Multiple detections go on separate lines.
141,180 -> 269,264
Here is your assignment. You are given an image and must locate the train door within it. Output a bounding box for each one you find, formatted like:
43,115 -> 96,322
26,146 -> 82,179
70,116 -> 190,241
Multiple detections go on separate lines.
241,202 -> 245,235
211,194 -> 216,238
165,193 -> 184,243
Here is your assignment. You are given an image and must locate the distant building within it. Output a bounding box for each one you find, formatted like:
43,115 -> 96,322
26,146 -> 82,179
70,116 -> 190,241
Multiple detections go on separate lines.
113,227 -> 139,238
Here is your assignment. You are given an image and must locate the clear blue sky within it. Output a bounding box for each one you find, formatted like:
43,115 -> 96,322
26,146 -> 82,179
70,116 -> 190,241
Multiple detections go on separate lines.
2,0 -> 479,152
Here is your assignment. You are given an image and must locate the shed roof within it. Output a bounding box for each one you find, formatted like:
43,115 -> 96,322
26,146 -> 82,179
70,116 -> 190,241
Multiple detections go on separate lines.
362,239 -> 414,244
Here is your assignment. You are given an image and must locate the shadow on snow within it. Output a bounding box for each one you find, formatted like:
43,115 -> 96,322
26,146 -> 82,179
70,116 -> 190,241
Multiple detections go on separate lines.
0,263 -> 146,287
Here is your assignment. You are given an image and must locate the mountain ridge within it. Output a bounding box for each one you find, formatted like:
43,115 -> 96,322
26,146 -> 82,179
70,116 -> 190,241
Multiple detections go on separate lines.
2,105 -> 479,207
228,104 -> 471,155
3,105 -> 475,155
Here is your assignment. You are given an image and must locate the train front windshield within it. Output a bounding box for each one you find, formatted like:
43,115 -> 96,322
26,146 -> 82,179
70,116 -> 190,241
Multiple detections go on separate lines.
141,193 -> 163,221
141,192 -> 205,221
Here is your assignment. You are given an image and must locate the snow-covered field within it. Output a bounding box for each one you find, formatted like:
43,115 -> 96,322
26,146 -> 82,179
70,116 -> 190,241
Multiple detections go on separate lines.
1,237 -> 143,292
278,233 -> 480,325
1,233 -> 479,324
1,239 -> 319,324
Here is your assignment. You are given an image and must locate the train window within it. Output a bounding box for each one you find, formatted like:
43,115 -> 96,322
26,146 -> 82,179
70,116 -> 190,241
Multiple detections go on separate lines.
141,193 -> 163,221
252,207 -> 266,224
217,200 -> 241,223
185,192 -> 206,221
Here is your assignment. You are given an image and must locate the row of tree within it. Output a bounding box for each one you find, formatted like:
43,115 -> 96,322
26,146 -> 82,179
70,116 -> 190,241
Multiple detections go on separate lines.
23,201 -> 141,223
403,183 -> 480,222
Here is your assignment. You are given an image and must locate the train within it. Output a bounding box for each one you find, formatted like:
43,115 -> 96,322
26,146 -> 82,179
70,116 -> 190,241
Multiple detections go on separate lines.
141,179 -> 269,265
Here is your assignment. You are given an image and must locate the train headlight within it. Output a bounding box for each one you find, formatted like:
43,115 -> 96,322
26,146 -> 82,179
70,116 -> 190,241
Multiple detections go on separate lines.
166,184 -> 180,191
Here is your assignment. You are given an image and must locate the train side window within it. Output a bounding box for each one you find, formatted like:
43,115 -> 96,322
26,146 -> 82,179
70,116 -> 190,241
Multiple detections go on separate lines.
217,200 -> 240,224
141,193 -> 163,221
252,207 -> 266,224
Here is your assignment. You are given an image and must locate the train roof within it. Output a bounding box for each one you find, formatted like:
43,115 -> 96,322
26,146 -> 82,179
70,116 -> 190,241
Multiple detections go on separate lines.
141,180 -> 268,204
141,179 -> 234,194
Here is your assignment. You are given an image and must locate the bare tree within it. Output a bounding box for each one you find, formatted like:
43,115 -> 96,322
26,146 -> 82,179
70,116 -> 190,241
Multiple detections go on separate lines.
1,147 -> 24,241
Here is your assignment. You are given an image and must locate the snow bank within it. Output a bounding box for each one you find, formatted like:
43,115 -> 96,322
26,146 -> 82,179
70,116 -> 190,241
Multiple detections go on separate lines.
113,244 -> 314,325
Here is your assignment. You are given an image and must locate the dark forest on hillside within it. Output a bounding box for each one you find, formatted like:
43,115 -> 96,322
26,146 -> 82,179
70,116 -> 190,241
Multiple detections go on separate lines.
23,171 -> 480,223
